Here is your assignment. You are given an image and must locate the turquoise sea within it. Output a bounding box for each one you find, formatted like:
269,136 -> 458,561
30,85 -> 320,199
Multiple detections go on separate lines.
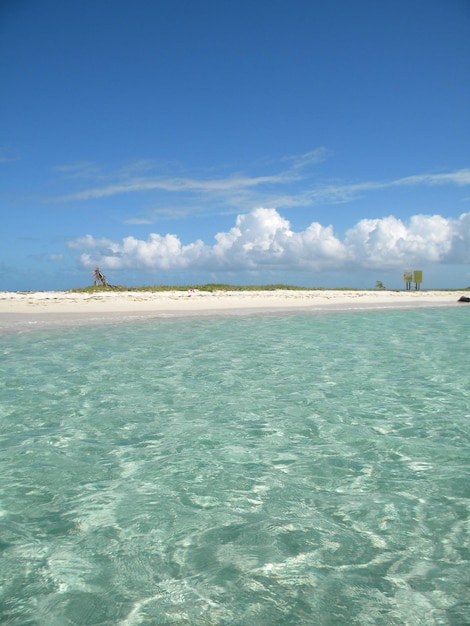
0,307 -> 469,625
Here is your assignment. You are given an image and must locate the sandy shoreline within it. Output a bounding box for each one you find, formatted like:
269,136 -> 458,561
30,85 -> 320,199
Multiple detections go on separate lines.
0,289 -> 465,330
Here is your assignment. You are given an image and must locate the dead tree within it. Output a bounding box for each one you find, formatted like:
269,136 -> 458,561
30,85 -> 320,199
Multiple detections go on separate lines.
92,267 -> 109,287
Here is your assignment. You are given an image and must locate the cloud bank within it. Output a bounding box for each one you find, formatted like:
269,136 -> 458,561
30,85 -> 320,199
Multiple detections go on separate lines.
69,208 -> 470,274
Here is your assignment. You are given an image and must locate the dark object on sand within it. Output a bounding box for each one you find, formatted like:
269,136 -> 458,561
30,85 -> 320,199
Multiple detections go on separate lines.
457,296 -> 470,303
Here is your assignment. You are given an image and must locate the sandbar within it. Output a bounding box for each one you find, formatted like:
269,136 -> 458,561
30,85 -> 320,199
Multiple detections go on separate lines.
0,289 -> 464,332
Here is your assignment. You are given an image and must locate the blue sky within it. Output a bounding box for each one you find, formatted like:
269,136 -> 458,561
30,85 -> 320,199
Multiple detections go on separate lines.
1,0 -> 469,290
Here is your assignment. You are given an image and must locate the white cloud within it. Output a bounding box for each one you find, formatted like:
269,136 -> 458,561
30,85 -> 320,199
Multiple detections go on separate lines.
282,147 -> 331,170
55,151 -> 470,218
59,172 -> 297,202
392,169 -> 470,187
343,214 -> 455,266
123,217 -> 154,225
68,208 -> 470,274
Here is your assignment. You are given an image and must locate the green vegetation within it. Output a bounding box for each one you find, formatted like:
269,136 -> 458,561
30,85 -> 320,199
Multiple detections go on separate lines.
63,268 -> 469,293
68,283 -> 362,294
67,283 -> 470,294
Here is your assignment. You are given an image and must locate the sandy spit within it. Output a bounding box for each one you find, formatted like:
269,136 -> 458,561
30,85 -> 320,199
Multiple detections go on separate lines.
0,289 -> 464,323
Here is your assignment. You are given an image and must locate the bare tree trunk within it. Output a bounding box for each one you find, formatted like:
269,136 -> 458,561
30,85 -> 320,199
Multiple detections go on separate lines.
92,267 -> 109,287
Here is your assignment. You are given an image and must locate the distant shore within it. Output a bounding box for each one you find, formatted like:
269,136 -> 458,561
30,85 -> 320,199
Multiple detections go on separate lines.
0,289 -> 464,330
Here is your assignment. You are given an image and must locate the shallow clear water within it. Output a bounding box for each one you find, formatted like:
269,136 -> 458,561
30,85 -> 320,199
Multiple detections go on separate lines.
0,308 -> 469,625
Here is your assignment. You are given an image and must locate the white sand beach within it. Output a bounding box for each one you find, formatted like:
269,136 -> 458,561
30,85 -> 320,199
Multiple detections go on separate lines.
0,289 -> 464,327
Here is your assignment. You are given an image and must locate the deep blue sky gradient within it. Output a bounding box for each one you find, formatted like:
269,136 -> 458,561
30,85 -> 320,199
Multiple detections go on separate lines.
1,0 -> 469,289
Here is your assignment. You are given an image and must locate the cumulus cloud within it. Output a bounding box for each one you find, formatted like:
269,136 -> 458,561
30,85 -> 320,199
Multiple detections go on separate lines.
68,208 -> 470,274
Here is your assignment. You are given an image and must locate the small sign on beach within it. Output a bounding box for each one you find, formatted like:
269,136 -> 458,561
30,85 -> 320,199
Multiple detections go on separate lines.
403,271 -> 413,290
404,270 -> 422,290
413,270 -> 423,290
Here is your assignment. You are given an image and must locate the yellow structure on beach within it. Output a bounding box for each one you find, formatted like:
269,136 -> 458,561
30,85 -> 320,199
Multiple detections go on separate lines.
404,270 -> 422,290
